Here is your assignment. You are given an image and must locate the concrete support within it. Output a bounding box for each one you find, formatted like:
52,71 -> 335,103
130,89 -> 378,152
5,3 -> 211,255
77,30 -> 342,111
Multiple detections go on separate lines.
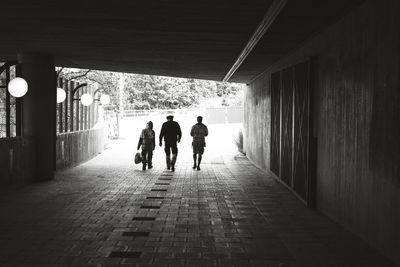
17,53 -> 56,181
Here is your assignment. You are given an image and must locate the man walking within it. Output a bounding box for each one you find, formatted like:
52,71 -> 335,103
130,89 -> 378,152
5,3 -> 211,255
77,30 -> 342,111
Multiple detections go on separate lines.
159,115 -> 182,172
190,116 -> 208,171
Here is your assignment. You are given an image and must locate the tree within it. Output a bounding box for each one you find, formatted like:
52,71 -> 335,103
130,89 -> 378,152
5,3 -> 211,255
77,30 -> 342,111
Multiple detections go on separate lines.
57,68 -> 244,110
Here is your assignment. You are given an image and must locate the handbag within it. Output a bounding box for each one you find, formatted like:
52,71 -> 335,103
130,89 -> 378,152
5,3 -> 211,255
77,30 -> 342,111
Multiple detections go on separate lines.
134,152 -> 142,164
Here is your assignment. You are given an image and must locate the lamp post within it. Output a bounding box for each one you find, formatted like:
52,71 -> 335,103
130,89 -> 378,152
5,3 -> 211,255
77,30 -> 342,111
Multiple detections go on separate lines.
93,87 -> 111,105
70,83 -> 87,131
68,83 -> 112,130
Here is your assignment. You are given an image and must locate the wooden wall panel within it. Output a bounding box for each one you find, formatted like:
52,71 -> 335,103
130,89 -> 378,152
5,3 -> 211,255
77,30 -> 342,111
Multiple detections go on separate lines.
293,61 -> 310,200
280,67 -> 294,186
270,71 -> 281,176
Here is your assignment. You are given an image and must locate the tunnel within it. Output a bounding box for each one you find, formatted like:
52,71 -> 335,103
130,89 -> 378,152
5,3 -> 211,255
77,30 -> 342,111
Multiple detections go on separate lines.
0,0 -> 399,266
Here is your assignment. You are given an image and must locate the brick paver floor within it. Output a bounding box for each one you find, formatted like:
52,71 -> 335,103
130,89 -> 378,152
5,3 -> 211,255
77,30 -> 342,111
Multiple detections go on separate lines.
0,139 -> 397,267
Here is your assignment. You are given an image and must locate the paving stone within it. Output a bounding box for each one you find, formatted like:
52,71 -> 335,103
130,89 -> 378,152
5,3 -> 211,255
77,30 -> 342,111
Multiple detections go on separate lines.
0,140 -> 397,267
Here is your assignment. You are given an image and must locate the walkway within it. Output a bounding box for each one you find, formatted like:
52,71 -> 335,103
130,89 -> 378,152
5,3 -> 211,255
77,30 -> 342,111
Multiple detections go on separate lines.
0,139 -> 397,267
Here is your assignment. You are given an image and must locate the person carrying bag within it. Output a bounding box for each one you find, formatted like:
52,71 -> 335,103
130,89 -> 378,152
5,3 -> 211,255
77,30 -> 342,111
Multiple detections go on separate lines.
137,121 -> 155,171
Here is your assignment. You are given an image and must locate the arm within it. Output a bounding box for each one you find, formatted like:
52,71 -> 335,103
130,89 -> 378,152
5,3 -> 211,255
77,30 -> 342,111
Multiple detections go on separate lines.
137,138 -> 143,150
205,126 -> 208,137
151,130 -> 156,150
177,123 -> 182,142
190,126 -> 194,137
137,130 -> 143,150
159,124 -> 165,146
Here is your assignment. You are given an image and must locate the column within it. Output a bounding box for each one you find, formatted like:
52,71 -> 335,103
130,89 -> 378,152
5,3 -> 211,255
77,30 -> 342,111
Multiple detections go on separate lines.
18,53 -> 56,181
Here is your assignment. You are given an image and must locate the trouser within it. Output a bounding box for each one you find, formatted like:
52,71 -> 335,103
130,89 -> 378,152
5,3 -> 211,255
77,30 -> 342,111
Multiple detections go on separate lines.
164,143 -> 178,167
141,149 -> 153,167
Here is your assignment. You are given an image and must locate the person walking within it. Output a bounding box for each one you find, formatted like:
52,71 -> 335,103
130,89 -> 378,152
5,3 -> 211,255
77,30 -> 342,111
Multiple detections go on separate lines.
159,115 -> 182,172
190,116 -> 208,171
137,121 -> 155,171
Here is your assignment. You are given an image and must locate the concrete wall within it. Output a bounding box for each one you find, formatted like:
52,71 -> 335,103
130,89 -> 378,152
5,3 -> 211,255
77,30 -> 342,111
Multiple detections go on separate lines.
244,74 -> 271,171
0,137 -> 36,186
56,123 -> 108,170
244,0 -> 400,263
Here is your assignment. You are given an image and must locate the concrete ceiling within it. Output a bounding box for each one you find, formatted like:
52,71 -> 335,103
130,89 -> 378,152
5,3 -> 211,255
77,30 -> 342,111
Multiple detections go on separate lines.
0,1 -> 362,83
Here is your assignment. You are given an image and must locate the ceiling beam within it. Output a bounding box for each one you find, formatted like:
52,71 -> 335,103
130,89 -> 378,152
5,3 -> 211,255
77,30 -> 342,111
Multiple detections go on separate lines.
222,0 -> 287,82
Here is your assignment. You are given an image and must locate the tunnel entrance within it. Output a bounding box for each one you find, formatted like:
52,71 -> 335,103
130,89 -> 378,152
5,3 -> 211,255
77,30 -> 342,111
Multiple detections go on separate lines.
54,68 -> 245,172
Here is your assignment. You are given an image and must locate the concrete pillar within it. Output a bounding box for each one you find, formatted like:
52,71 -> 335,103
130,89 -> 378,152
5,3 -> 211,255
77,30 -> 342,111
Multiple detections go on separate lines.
17,53 -> 56,181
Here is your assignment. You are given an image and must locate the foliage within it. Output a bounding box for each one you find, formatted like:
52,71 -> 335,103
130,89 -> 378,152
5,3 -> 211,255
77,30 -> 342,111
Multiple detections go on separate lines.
57,68 -> 244,110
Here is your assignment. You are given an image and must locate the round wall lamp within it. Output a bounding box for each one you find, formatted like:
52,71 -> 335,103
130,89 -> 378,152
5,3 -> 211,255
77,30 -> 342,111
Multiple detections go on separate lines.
8,77 -> 28,97
99,94 -> 110,105
57,88 -> 66,103
81,93 -> 93,106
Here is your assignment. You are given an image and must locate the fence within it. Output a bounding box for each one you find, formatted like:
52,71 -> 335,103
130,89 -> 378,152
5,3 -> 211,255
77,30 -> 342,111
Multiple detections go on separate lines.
56,122 -> 108,170
123,107 -> 244,124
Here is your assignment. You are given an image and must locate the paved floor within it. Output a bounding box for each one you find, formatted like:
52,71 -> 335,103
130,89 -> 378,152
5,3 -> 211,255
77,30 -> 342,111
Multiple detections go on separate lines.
0,140 -> 397,267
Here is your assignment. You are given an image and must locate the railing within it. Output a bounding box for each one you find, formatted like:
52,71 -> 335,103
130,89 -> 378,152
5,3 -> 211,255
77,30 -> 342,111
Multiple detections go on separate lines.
122,108 -> 201,118
122,107 -> 244,124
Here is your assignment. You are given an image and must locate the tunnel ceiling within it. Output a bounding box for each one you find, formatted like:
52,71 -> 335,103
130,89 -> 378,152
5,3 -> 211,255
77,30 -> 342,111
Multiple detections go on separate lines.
0,1 -> 362,84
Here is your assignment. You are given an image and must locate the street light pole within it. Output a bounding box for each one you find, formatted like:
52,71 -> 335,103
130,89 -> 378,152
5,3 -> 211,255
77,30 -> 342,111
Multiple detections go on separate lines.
69,82 -> 87,131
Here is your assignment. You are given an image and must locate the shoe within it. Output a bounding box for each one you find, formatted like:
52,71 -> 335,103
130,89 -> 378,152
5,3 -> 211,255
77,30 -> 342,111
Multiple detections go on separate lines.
142,165 -> 146,171
197,166 -> 200,171
148,165 -> 153,169
192,164 -> 196,169
171,165 -> 175,172
167,166 -> 170,170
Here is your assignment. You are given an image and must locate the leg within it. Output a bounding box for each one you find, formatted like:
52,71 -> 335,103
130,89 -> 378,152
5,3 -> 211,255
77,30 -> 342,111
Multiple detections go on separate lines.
165,145 -> 171,169
192,142 -> 197,169
148,150 -> 153,169
193,153 -> 197,169
171,143 -> 178,172
197,146 -> 204,171
141,150 -> 147,170
197,155 -> 202,170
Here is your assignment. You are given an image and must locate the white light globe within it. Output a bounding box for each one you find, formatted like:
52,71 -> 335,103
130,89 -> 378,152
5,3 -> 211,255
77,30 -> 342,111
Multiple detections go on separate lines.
100,94 -> 110,105
80,93 -> 93,106
57,88 -> 66,103
8,77 -> 28,98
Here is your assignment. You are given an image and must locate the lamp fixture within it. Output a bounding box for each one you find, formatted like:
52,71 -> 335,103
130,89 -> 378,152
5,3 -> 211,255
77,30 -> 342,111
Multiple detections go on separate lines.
57,88 -> 66,103
81,93 -> 93,106
8,77 -> 28,97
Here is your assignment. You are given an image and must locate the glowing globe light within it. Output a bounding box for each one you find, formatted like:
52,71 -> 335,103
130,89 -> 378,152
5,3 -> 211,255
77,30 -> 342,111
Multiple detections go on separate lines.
80,93 -> 93,106
57,88 -> 66,103
8,77 -> 28,98
100,94 -> 110,105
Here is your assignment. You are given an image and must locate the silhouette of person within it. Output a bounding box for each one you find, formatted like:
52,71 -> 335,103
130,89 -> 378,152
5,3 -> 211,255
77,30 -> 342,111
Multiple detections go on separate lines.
137,121 -> 155,171
159,115 -> 182,172
190,116 -> 208,170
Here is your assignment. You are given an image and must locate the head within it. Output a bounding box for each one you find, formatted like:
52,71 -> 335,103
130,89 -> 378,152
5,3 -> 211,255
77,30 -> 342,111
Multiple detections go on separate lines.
146,121 -> 153,130
197,116 -> 203,123
166,115 -> 174,121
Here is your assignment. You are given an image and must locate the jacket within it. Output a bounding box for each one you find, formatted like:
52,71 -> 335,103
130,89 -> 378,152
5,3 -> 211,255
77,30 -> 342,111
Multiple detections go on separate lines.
138,128 -> 155,150
159,120 -> 182,145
